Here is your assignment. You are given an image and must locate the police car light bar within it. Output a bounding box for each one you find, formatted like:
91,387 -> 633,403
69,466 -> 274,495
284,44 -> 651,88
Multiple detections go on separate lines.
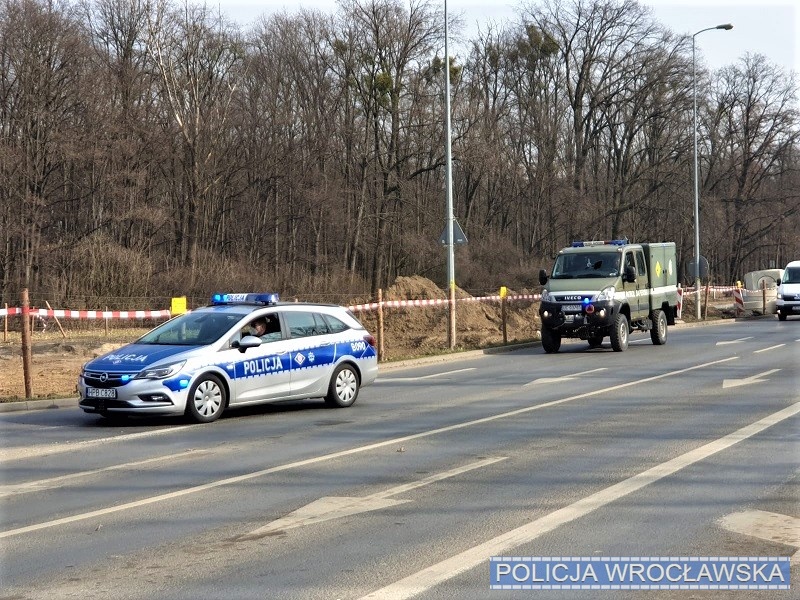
211,293 -> 279,305
571,239 -> 628,247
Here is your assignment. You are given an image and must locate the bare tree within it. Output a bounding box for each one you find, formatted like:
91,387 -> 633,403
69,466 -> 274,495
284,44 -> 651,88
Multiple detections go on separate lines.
146,0 -> 245,283
705,53 -> 800,280
0,0 -> 89,297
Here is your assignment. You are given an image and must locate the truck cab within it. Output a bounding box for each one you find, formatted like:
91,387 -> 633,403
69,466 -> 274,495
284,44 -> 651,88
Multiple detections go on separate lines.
538,239 -> 678,352
776,260 -> 800,321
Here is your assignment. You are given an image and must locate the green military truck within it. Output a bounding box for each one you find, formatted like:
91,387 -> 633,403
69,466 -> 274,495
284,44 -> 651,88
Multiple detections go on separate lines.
538,239 -> 679,352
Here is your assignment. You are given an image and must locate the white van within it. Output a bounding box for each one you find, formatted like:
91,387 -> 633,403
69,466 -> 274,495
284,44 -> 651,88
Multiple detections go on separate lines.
775,261 -> 800,321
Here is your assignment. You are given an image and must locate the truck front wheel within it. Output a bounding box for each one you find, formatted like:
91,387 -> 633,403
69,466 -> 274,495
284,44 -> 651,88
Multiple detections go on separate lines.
610,313 -> 629,352
541,327 -> 561,353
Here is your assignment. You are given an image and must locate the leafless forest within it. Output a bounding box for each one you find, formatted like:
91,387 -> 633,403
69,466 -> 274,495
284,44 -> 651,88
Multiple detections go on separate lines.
1,0 -> 798,309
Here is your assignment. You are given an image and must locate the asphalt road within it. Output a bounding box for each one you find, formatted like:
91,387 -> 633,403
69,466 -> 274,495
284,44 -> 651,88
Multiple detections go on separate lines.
1,318 -> 798,599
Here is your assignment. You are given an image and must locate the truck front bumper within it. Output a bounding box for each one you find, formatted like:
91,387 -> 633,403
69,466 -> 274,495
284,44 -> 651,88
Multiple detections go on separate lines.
539,300 -> 620,335
776,300 -> 800,316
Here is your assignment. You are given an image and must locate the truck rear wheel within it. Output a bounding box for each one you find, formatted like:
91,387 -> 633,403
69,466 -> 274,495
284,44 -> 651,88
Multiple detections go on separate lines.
610,313 -> 629,352
650,309 -> 668,345
541,327 -> 561,353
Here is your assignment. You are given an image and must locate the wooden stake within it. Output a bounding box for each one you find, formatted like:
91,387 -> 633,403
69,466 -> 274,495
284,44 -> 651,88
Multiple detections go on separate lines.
45,300 -> 67,339
501,295 -> 508,344
21,289 -> 33,399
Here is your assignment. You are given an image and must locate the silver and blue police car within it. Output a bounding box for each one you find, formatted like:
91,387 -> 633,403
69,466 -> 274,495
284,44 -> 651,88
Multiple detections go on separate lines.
78,293 -> 378,423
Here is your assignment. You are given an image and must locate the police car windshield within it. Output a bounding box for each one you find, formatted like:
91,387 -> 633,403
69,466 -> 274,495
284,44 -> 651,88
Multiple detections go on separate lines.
137,312 -> 242,346
551,252 -> 620,279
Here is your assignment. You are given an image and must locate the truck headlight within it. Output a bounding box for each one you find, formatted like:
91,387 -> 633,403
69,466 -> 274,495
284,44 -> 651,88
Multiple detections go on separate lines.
541,290 -> 553,302
595,286 -> 616,302
134,361 -> 186,380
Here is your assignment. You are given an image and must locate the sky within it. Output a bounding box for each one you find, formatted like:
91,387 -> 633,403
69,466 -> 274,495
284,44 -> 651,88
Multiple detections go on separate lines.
218,0 -> 798,75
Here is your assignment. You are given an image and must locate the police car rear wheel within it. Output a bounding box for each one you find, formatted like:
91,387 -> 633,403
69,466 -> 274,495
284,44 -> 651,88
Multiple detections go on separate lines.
186,374 -> 226,423
325,364 -> 359,408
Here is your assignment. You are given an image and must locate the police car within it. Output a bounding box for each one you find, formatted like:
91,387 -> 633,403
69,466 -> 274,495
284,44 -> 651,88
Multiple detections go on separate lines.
78,293 -> 378,423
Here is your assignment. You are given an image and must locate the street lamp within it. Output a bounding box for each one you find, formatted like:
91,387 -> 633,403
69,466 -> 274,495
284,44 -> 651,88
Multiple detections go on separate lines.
444,0 -> 456,347
692,23 -> 732,320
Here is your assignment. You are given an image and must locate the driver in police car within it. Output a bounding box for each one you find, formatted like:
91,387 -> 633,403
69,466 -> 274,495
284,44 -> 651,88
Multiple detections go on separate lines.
243,316 -> 281,341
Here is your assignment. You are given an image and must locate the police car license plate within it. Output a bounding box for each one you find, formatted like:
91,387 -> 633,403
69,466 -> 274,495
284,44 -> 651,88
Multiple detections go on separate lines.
563,304 -> 582,312
86,387 -> 117,399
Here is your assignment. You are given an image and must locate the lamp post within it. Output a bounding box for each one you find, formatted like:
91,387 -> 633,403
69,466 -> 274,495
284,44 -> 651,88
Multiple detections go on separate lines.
692,23 -> 732,320
444,0 -> 456,348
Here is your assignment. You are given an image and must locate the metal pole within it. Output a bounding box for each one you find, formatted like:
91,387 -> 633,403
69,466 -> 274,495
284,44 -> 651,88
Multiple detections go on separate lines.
692,34 -> 700,320
692,24 -> 733,320
444,0 -> 456,348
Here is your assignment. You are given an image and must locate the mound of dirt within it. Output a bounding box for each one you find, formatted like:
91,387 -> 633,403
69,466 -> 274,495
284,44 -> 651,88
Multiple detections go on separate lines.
357,276 -> 540,360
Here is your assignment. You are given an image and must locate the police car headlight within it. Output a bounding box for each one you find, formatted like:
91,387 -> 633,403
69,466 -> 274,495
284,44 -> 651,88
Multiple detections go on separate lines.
541,290 -> 553,302
595,286 -> 616,302
134,361 -> 186,380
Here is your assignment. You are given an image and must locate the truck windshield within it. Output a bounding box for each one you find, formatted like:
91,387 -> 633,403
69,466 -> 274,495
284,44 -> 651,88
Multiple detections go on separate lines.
551,252 -> 621,279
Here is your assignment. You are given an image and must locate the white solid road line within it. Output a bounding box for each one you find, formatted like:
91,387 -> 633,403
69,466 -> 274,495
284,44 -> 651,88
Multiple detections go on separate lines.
360,402 -> 800,600
1,425 -> 190,462
0,449 -> 209,498
0,356 -> 737,540
378,368 -> 476,383
239,457 -> 507,539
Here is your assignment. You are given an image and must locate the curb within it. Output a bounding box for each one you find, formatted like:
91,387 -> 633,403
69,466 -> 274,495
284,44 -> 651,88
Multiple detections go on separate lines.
0,396 -> 80,413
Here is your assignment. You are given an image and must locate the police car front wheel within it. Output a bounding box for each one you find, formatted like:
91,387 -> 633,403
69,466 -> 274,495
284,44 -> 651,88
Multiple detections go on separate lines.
325,364 -> 360,408
186,374 -> 227,423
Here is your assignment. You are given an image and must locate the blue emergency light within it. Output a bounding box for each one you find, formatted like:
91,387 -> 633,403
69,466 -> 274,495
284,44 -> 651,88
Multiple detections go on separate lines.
211,293 -> 280,305
571,239 -> 628,247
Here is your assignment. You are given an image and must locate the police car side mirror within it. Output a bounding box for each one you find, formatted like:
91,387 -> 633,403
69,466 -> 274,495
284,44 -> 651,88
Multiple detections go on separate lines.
539,269 -> 548,285
238,335 -> 263,353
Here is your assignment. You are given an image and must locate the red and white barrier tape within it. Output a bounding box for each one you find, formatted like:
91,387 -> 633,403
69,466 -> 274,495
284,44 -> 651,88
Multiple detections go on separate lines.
4,286 -> 757,319
348,294 -> 540,312
0,307 -> 171,319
